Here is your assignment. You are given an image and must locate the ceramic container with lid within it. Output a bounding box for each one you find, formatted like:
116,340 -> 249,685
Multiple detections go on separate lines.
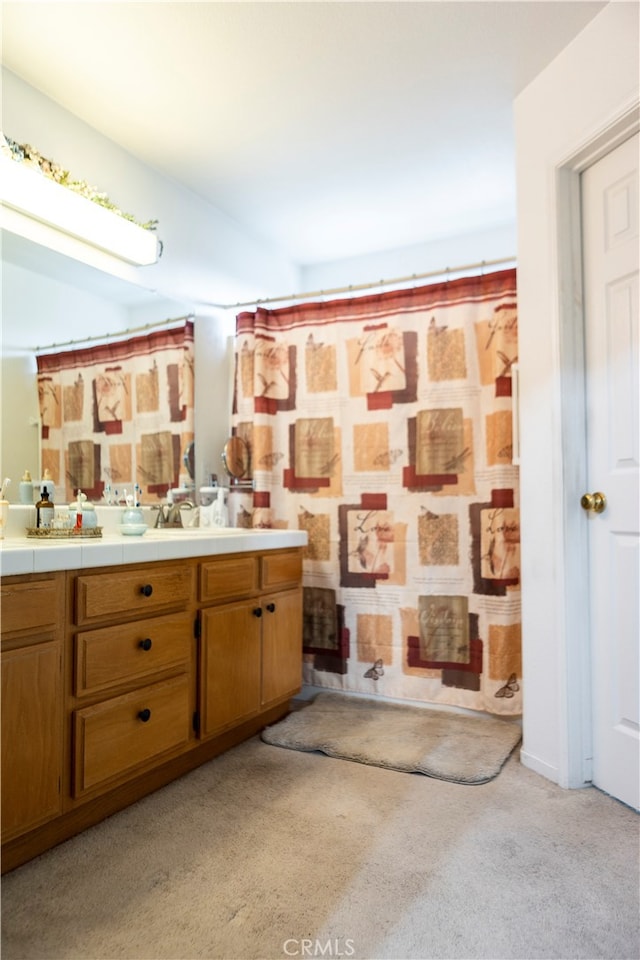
69,491 -> 98,529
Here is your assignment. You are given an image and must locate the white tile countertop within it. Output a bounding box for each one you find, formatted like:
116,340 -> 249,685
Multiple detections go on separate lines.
0,505 -> 307,576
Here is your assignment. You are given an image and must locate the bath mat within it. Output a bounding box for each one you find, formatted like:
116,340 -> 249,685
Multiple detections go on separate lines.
261,692 -> 521,784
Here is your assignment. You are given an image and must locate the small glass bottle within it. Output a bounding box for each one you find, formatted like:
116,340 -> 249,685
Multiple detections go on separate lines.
36,489 -> 55,529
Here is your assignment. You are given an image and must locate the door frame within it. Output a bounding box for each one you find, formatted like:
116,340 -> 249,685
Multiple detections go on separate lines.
555,101 -> 639,788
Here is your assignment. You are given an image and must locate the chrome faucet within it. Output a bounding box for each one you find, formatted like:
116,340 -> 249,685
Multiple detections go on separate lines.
153,500 -> 194,528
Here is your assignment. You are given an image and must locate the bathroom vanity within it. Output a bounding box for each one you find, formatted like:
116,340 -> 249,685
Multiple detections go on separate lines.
0,523 -> 306,873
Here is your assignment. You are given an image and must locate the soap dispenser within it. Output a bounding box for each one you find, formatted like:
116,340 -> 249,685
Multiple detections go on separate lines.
41,468 -> 55,503
213,487 -> 228,527
19,470 -> 34,505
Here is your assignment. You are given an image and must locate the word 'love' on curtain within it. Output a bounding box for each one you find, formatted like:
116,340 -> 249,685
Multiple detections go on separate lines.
232,270 -> 520,715
36,321 -> 194,504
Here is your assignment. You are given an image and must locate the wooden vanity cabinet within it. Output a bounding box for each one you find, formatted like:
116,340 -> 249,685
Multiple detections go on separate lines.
1,573 -> 64,844
198,549 -> 303,738
1,545 -> 303,872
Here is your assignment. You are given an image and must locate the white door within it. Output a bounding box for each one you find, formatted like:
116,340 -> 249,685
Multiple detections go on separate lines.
581,132 -> 639,810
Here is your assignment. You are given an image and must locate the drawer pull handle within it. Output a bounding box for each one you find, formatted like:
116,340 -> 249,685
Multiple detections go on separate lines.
138,708 -> 152,723
253,607 -> 263,618
140,584 -> 153,597
266,602 -> 276,613
139,638 -> 153,651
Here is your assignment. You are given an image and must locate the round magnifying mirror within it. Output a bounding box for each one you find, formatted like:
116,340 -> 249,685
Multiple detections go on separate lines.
222,436 -> 250,480
183,441 -> 195,480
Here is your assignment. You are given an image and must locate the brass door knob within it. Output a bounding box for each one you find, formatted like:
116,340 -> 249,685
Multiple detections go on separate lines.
581,491 -> 607,513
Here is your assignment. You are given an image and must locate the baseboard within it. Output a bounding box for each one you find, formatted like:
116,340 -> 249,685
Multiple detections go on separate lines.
298,685 -> 522,724
520,748 -> 559,784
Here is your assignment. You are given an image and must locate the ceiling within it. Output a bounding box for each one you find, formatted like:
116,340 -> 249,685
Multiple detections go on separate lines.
1,1 -> 606,268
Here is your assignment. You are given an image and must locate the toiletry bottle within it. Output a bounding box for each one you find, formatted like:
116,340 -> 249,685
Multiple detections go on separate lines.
19,469 -> 34,504
74,490 -> 84,529
36,488 -> 54,528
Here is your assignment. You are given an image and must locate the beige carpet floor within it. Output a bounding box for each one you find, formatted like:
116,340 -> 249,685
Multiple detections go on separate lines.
1,734 -> 638,960
261,693 -> 522,783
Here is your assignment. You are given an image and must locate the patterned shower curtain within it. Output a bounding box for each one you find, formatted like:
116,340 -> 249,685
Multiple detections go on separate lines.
36,321 -> 195,505
231,270 -> 520,715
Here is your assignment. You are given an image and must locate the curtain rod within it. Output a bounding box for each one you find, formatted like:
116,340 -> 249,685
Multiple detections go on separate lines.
202,255 -> 517,311
35,313 -> 195,354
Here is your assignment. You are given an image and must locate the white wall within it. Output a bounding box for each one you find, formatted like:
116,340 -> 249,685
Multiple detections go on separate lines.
515,2 -> 639,786
301,222 -> 516,295
2,69 -> 301,309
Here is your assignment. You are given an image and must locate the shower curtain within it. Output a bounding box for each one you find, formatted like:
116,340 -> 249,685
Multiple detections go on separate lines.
231,269 -> 520,715
36,321 -> 194,504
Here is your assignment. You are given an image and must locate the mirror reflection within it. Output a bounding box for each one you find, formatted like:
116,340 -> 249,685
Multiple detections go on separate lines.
1,230 -> 202,506
221,436 -> 251,481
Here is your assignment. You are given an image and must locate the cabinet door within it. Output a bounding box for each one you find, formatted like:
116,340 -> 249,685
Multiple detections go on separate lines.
199,600 -> 261,738
261,588 -> 303,708
1,641 -> 62,842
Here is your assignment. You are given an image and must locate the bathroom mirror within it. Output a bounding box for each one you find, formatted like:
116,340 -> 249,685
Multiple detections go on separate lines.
1,230 -> 195,504
221,435 -> 251,481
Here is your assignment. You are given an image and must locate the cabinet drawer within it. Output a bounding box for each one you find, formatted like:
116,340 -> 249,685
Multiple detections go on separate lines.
75,563 -> 193,626
75,613 -> 192,697
260,551 -> 302,591
73,675 -> 191,796
1,574 -> 64,642
200,555 -> 258,603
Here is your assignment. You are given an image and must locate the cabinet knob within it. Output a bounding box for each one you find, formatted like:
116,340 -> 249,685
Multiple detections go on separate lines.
139,638 -> 153,651
266,602 -> 276,613
137,708 -> 152,723
140,584 -> 153,597
253,607 -> 263,618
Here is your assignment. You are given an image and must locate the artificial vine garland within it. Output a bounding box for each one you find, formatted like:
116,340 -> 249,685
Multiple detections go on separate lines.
1,132 -> 158,232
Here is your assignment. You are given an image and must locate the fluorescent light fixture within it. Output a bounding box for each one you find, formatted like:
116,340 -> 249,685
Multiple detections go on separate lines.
0,155 -> 159,266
